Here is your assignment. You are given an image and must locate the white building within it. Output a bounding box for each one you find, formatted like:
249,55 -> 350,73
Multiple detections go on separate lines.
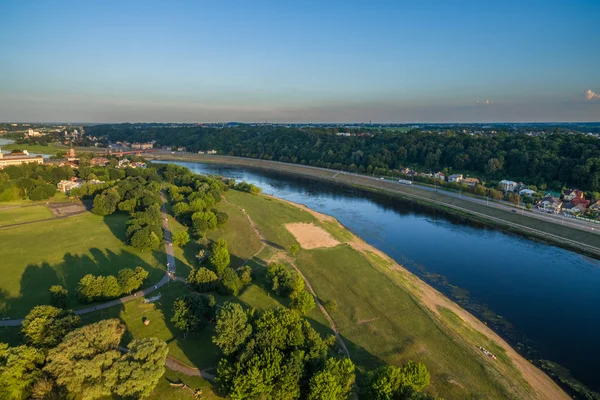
519,189 -> 536,197
499,180 -> 518,192
448,174 -> 463,183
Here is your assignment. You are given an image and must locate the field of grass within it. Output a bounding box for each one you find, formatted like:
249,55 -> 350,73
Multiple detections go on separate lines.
0,212 -> 166,318
225,190 -> 538,399
2,142 -> 63,155
0,204 -> 54,225
0,191 -> 69,207
147,369 -> 223,400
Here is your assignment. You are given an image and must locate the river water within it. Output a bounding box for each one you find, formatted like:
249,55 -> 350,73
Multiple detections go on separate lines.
157,160 -> 600,393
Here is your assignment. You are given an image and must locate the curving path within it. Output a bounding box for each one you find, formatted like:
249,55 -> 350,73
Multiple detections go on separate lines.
0,193 -> 175,327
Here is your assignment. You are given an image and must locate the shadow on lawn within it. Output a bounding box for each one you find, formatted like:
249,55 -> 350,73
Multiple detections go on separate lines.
0,248 -> 164,319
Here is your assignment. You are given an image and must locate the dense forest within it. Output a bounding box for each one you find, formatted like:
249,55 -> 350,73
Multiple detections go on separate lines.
89,125 -> 600,191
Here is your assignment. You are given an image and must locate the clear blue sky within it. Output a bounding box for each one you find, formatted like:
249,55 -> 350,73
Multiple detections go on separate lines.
1,0 -> 598,122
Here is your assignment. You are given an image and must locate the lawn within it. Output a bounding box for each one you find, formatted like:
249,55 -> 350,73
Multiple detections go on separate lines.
0,212 -> 166,318
2,142 -> 63,155
0,205 -> 54,225
147,369 -> 223,400
0,191 -> 69,207
226,190 -> 533,400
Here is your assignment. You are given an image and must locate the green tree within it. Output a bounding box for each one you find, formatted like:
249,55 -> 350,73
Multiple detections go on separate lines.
101,275 -> 122,299
173,231 -> 190,247
171,295 -> 215,337
22,305 -> 81,348
130,227 -> 161,251
290,289 -> 316,314
488,188 -> 503,201
213,302 -> 252,355
209,239 -> 230,275
237,265 -> 252,285
289,244 -> 300,256
44,319 -> 125,400
308,358 -> 355,400
111,337 -> 168,399
365,361 -> 431,400
0,343 -> 45,400
49,285 -> 68,309
117,267 -> 149,294
187,267 -> 218,292
77,274 -> 104,303
218,267 -> 242,295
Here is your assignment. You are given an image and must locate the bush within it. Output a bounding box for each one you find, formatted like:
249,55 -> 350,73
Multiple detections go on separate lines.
323,299 -> 338,312
49,285 -> 68,308
290,289 -> 315,314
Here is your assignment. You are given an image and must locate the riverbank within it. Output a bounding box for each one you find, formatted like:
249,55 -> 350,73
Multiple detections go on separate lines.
274,193 -> 569,400
145,153 -> 600,259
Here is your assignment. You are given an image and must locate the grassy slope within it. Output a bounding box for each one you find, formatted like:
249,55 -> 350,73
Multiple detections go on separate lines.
0,192 -> 69,206
0,212 -> 166,318
0,205 -> 54,225
2,142 -> 63,155
224,190 -> 532,399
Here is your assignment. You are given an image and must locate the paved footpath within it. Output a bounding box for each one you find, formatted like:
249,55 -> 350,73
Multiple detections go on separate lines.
0,192 -> 176,327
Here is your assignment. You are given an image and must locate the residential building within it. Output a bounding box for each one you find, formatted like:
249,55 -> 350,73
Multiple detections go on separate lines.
538,196 -> 562,213
26,128 -> 44,137
91,157 -> 109,166
177,146 -> 185,152
499,180 -> 518,192
131,142 -> 153,150
401,167 -> 411,175
67,148 -> 76,158
434,172 -> 446,181
589,201 -> 600,213
463,177 -> 479,187
57,179 -> 82,193
563,189 -> 589,208
0,149 -> 44,168
207,150 -> 217,154
448,174 -> 463,183
519,189 -> 536,197
562,202 -> 587,215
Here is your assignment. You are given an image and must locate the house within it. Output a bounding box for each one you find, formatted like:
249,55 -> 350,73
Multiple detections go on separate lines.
401,167 -> 412,175
131,142 -> 153,150
207,150 -> 217,155
519,189 -> 536,197
448,174 -> 463,183
90,157 -> 109,166
537,196 -> 562,213
588,201 -> 600,213
434,172 -> 446,181
563,189 -> 585,202
562,202 -> 587,215
132,162 -> 146,169
57,179 -> 82,194
463,177 -> 479,187
57,161 -> 79,169
177,146 -> 185,152
499,180 -> 518,192
407,170 -> 419,177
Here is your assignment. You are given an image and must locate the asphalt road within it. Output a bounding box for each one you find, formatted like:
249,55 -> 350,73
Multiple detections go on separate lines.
0,192 -> 176,327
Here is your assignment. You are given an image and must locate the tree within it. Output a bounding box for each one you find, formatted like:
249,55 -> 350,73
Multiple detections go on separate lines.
237,265 -> 252,285
49,285 -> 68,309
290,289 -> 316,314
209,239 -> 230,275
171,295 -> 215,337
101,275 -> 122,299
0,343 -> 45,400
77,274 -> 104,302
173,231 -> 190,247
215,210 -> 229,226
111,337 -> 168,398
365,361 -> 431,400
506,192 -> 521,206
187,267 -> 218,292
44,319 -> 125,399
267,263 -> 304,297
22,305 -> 81,348
488,188 -> 503,201
219,267 -> 242,295
213,302 -> 252,355
289,244 -> 300,256
130,226 -> 161,251
118,267 -> 149,294
308,358 -> 355,400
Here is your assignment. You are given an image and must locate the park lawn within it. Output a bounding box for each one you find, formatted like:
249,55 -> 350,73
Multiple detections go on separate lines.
0,204 -> 54,225
2,142 -> 63,155
227,191 -> 530,399
224,190 -> 315,250
147,369 -> 223,400
0,212 -> 166,318
0,192 -> 69,207
206,197 -> 263,268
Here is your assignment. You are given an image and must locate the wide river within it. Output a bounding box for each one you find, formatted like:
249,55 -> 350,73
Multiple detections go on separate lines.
157,160 -> 600,392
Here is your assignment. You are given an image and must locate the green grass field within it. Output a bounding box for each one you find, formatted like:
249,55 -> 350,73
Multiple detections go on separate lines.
0,205 -> 54,225
2,142 -> 63,155
224,190 -> 536,400
0,191 -> 69,206
0,212 -> 166,318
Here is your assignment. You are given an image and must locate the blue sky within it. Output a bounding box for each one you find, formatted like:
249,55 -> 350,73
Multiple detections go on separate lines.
1,0 -> 599,122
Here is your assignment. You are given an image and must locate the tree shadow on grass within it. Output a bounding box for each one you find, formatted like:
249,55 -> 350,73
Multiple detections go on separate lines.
0,248 -> 165,319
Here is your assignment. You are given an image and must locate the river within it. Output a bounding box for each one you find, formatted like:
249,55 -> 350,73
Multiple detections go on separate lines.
156,160 -> 600,394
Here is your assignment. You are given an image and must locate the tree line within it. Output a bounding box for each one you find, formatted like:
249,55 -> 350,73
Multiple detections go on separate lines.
89,124 -> 600,191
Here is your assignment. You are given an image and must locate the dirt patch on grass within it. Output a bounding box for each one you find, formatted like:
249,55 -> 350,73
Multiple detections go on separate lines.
286,222 -> 340,249
48,201 -> 87,217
